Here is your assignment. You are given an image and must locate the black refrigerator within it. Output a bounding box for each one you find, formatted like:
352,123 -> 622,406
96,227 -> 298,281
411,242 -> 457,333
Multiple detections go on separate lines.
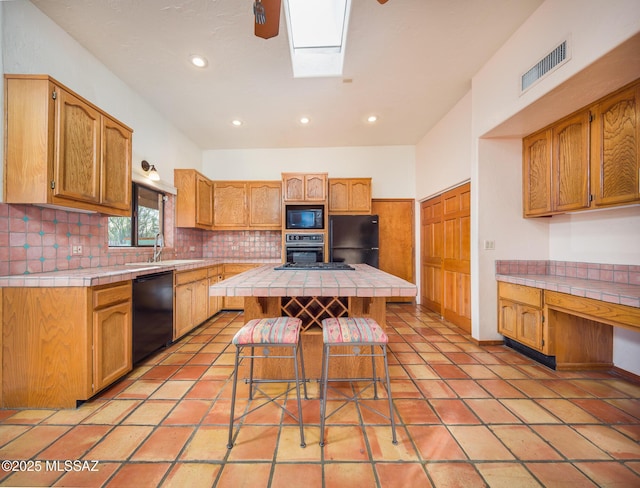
329,215 -> 379,268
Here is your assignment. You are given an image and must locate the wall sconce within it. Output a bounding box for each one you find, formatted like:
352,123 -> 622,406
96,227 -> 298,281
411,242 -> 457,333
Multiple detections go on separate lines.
141,160 -> 160,181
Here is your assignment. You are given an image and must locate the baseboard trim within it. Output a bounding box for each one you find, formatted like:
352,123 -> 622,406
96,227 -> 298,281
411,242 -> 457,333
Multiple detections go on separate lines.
611,366 -> 640,384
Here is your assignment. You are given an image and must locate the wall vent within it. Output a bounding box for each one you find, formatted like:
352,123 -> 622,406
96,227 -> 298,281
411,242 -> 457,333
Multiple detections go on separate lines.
521,40 -> 569,93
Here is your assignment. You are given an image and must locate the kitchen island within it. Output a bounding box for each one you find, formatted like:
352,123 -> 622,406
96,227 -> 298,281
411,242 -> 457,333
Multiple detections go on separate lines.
209,263 -> 417,378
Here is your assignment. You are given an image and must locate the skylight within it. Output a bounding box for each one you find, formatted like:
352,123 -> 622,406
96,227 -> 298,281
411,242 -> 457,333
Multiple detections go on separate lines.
283,0 -> 352,78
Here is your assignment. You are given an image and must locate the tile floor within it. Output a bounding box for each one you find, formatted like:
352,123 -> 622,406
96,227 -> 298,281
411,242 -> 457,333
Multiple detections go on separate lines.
1,304 -> 639,487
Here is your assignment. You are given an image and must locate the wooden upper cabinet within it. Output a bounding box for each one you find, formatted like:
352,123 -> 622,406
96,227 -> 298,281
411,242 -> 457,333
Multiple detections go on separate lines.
4,75 -> 132,216
213,181 -> 249,228
552,111 -> 590,213
282,173 -> 327,201
591,82 -> 640,207
249,181 -> 282,228
523,129 -> 553,217
328,178 -> 372,214
174,169 -> 213,229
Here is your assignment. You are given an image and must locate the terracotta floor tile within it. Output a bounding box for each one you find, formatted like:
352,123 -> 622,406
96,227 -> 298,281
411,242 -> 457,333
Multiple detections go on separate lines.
365,425 -> 418,461
321,400 -> 362,425
525,462 -> 599,487
161,399 -> 213,425
282,397 -> 321,426
614,423 -> 640,442
104,462 -> 171,488
515,364 -> 562,379
501,399 -> 561,424
508,379 -> 561,398
387,342 -> 415,353
408,425 -> 467,461
39,425 -> 112,460
271,463 -> 322,487
606,379 -> 640,398
0,425 -> 70,459
414,379 -> 457,399
486,365 -> 530,380
160,462 -> 221,488
1,466 -> 63,487
457,364 -> 499,379
131,426 -> 194,461
201,365 -> 235,380
149,380 -> 195,400
449,425 -> 514,461
446,379 -> 492,398
430,364 -> 470,379
385,379 -> 423,398
42,402 -> 105,425
122,400 -> 176,425
226,425 -> 279,461
405,364 -> 440,380
443,352 -> 479,364
322,425 -> 369,461
429,399 -> 481,424
2,409 -> 56,424
393,398 -> 438,424
539,379 -> 596,398
84,425 -> 153,461
465,399 -> 521,424
574,425 -> 640,459
574,461 -> 640,487
52,461 -> 120,487
536,398 -> 600,423
215,463 -> 271,488
116,379 -> 163,399
573,398 -> 640,424
477,379 -> 526,398
532,425 -> 610,460
160,352 -> 195,365
179,425 -> 231,461
425,462 -> 484,487
491,425 -> 563,461
82,400 -> 142,424
276,426 -> 321,461
375,463 -> 431,488
412,342 -> 437,353
94,379 -> 135,398
324,462 -> 377,488
475,462 -> 542,488
184,379 -> 227,400
605,398 -> 640,420
571,379 -> 632,398
0,425 -> 30,448
140,364 -> 181,380
170,364 -> 209,380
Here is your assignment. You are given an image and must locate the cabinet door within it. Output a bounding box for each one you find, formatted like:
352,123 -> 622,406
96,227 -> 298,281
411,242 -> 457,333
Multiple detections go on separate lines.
305,174 -> 327,201
498,299 -> 518,337
93,301 -> 132,392
523,129 -> 553,216
196,175 -> 214,227
192,278 -> 210,326
175,283 -> 195,339
592,83 -> 640,207
553,111 -> 590,212
516,305 -> 543,351
283,174 -> 305,201
55,88 -> 101,204
349,179 -> 372,213
213,182 -> 248,227
329,180 -> 350,212
421,196 -> 443,314
101,116 -> 132,212
249,182 -> 282,227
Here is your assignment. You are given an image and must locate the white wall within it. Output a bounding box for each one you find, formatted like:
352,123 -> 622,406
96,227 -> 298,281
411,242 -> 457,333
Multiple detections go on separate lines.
202,146 -> 416,199
1,1 -> 202,190
470,0 -> 640,372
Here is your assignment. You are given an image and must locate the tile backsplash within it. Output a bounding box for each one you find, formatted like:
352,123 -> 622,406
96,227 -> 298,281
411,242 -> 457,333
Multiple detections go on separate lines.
496,260 -> 640,286
0,202 -> 282,276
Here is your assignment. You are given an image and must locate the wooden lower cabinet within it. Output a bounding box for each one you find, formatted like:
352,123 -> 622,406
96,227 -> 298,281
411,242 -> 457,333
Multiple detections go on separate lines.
174,268 -> 209,340
222,263 -> 260,310
208,265 -> 223,316
497,282 -> 548,354
2,281 -> 132,408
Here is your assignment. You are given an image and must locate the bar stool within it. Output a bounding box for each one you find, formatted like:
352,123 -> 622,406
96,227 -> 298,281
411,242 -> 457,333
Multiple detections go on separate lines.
227,316 -> 308,449
319,317 -> 397,446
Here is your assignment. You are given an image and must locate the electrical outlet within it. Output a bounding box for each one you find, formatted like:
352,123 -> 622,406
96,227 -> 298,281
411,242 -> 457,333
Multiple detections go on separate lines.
189,246 -> 196,252
72,245 -> 82,255
483,240 -> 495,251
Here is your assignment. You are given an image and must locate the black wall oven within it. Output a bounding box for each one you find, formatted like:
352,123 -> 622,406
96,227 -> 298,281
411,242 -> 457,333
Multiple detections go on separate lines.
285,233 -> 324,263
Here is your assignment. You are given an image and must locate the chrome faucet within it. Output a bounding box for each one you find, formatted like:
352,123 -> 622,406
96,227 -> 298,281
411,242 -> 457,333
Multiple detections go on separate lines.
153,232 -> 164,262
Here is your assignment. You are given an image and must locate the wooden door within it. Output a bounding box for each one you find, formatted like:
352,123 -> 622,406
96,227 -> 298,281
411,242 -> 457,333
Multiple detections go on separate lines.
55,88 -> 101,204
213,181 -> 248,228
420,196 -> 443,314
523,129 -> 552,216
371,199 -> 415,302
442,184 -> 471,331
101,116 -> 132,213
249,181 -> 282,228
93,301 -> 132,392
553,111 -> 590,212
592,82 -> 640,207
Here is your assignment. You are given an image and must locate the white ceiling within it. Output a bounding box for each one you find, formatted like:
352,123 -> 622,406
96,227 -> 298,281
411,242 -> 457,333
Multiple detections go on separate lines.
31,0 -> 543,150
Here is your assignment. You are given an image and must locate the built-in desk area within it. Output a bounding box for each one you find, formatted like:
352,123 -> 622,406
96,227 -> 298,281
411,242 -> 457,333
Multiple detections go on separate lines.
496,260 -> 640,371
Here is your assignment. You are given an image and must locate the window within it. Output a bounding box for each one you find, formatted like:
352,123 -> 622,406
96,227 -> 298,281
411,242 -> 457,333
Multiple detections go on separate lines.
108,183 -> 165,247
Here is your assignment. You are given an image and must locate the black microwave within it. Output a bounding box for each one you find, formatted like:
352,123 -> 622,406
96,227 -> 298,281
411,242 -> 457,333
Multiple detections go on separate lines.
285,205 -> 324,230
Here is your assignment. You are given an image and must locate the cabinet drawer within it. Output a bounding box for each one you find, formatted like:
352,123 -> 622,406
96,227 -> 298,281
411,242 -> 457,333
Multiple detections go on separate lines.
93,282 -> 131,309
175,268 -> 208,285
207,265 -> 221,277
498,282 -> 542,308
223,263 -> 258,274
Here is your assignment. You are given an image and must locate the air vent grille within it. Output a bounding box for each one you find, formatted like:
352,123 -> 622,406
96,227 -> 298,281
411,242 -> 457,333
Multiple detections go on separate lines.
521,41 -> 568,92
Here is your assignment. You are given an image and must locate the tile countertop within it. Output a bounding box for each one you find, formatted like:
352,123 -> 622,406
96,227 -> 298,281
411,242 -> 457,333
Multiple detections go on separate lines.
209,264 -> 418,298
0,258 -> 281,288
496,273 -> 640,309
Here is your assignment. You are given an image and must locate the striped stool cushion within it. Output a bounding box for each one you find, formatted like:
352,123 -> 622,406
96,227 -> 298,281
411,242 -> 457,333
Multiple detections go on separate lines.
232,317 -> 302,345
322,317 -> 388,345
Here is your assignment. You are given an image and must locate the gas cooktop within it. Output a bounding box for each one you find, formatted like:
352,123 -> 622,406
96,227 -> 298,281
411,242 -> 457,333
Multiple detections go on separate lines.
274,262 -> 355,271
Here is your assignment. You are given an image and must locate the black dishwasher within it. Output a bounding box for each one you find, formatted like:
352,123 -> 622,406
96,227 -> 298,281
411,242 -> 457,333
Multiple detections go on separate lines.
132,270 -> 174,364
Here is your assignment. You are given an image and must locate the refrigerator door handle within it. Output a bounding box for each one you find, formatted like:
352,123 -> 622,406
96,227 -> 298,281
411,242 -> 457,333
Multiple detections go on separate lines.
372,247 -> 379,250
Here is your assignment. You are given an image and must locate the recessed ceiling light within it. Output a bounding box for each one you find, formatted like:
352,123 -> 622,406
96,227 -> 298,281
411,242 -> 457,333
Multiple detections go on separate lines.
300,117 -> 310,124
189,55 -> 208,68
231,119 -> 243,127
367,115 -> 378,123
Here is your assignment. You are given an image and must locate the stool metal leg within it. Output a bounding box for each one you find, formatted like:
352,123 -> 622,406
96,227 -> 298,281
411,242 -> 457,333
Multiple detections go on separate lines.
381,344 -> 398,444
371,345 -> 379,399
319,343 -> 331,447
248,346 -> 255,400
227,346 -> 241,449
298,339 -> 308,400
293,344 -> 306,447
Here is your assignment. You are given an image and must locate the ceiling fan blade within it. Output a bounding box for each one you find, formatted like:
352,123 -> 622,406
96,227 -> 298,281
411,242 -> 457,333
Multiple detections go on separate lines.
255,0 -> 281,39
